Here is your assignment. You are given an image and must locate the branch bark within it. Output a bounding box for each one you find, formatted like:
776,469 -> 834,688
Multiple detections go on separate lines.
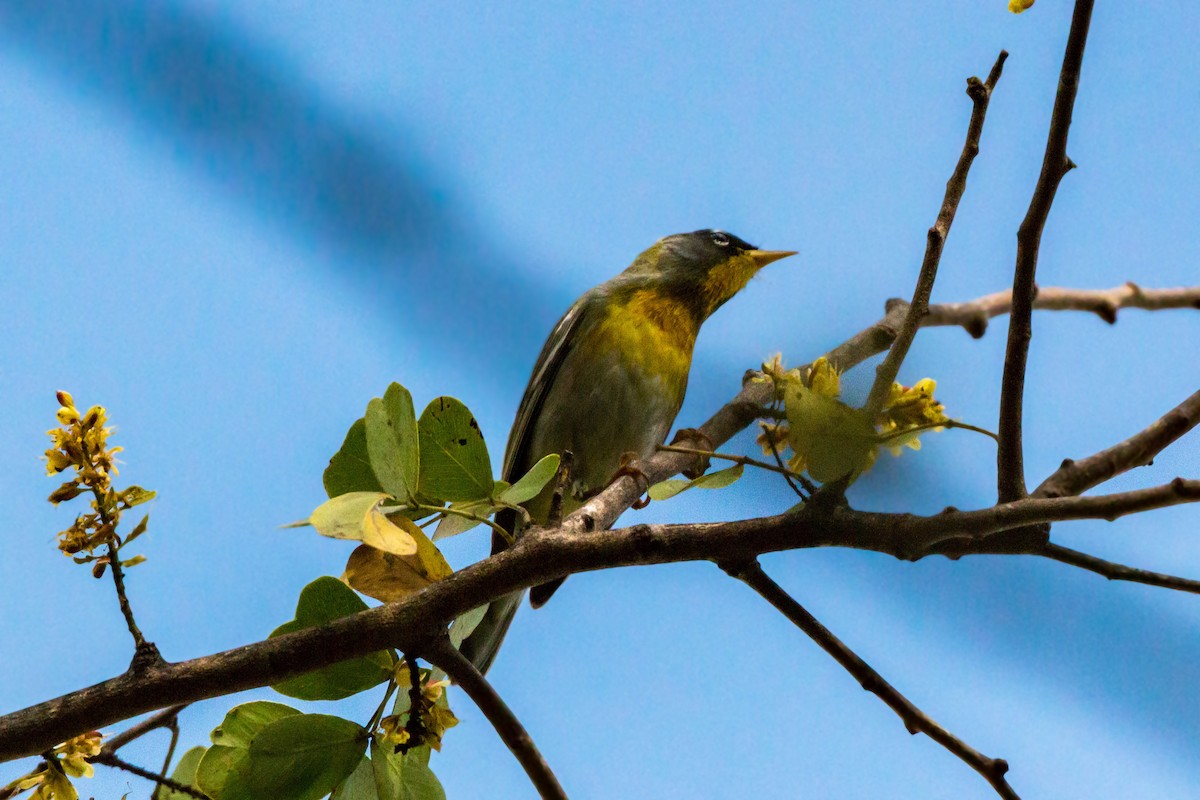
3,477 -> 1198,760
724,561 -> 1019,800
865,50 -> 1007,414
427,638 -> 567,800
997,0 -> 1096,502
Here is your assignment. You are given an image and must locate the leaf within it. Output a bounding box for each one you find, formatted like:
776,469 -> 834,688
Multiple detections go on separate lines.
332,755 -> 378,800
198,702 -> 302,800
244,714 -> 367,800
123,514 -> 150,545
210,701 -> 300,748
308,492 -> 417,556
120,486 -> 157,507
648,463 -> 745,501
120,554 -> 146,568
343,519 -> 452,603
325,418 -> 385,499
417,397 -> 493,502
498,453 -> 560,505
371,740 -> 446,800
785,383 -> 877,483
431,499 -> 497,541
366,384 -> 421,502
269,577 -> 393,701
159,746 -> 207,800
448,605 -> 488,650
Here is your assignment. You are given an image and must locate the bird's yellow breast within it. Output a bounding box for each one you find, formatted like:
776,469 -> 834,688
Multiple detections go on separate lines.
591,289 -> 698,382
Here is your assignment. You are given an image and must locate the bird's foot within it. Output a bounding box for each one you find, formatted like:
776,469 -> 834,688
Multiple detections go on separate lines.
670,428 -> 714,479
611,452 -> 652,509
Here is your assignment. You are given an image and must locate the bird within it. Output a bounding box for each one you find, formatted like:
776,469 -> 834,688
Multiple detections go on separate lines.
459,229 -> 796,673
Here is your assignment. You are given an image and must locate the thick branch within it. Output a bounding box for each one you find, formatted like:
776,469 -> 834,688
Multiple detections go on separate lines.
997,0 -> 1096,502
3,478 -> 1197,759
865,51 -> 1007,414
724,561 -> 1018,800
1033,388 -> 1200,498
427,638 -> 567,800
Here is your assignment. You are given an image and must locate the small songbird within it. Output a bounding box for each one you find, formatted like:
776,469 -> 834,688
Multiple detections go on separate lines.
460,229 -> 795,673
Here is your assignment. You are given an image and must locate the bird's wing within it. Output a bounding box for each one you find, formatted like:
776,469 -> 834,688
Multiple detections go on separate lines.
500,295 -> 591,482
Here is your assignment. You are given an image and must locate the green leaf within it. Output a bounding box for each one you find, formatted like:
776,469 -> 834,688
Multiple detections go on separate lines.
648,463 -> 744,501
370,740 -> 446,800
120,486 -> 157,507
332,755 -> 378,800
431,499 -> 497,541
325,418 -> 385,499
210,701 -> 300,748
244,714 -> 367,800
196,743 -> 252,800
785,383 -> 876,483
417,397 -> 493,502
448,605 -> 488,650
308,492 -> 418,556
269,577 -> 393,701
498,453 -> 560,505
366,384 -> 421,502
159,746 -> 206,800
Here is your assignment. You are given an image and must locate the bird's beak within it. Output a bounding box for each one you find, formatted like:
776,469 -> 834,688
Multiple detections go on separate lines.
747,249 -> 798,268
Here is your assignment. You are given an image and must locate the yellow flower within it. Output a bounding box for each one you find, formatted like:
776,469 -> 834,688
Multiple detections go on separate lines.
806,357 -> 841,397
1009,0 -> 1035,13
377,714 -> 411,746
56,390 -> 76,410
31,768 -> 77,800
44,449 -> 73,475
54,731 -> 101,778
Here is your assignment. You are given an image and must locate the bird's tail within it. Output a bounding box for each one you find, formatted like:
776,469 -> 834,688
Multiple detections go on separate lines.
458,589 -> 523,674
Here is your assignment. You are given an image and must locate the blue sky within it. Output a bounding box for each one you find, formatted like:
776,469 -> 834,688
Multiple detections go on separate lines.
1,2 -> 1199,798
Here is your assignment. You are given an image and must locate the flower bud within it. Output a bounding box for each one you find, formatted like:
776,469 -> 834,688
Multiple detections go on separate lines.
56,406 -> 80,425
55,390 -> 75,409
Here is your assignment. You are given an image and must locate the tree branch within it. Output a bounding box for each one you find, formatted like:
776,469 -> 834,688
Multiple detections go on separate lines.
100,704 -> 188,754
92,752 -> 207,800
1037,543 -> 1200,595
723,560 -> 1018,800
997,0 -> 1096,502
1033,388 -> 1200,499
427,638 -> 567,800
3,477 -> 1198,759
865,50 -> 1007,414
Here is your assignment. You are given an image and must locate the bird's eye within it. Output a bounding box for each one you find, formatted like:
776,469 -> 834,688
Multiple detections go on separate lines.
710,231 -> 731,247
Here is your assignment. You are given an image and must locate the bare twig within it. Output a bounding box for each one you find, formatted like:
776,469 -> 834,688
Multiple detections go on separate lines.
92,752 -> 207,800
101,704 -> 187,754
427,637 -> 567,800
865,50 -> 1008,415
998,0 -> 1096,502
826,284 -> 1200,374
723,560 -> 1018,800
655,442 -> 811,488
1033,388 -> 1200,499
149,715 -> 180,800
1037,543 -> 1200,595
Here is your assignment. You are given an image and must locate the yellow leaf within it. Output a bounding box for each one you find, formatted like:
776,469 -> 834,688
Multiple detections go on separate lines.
1008,0 -> 1034,13
784,382 -> 876,483
343,517 -> 452,603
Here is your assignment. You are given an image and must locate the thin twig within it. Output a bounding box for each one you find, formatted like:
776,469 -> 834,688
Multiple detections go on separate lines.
722,560 -> 1019,800
149,715 -> 179,800
1033,388 -> 1200,499
655,443 -> 812,490
826,284 -> 1200,375
93,752 -> 208,800
864,50 -> 1008,415
101,705 -> 188,754
997,0 -> 1096,502
427,637 -> 567,800
1037,543 -> 1200,595
89,484 -> 158,667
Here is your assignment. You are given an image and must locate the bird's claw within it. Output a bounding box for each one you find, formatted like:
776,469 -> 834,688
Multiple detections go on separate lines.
611,452 -> 652,509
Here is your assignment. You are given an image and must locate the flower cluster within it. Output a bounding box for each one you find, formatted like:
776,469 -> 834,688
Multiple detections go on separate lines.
44,391 -> 154,572
378,669 -> 460,752
2,731 -> 102,800
756,356 -> 951,484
